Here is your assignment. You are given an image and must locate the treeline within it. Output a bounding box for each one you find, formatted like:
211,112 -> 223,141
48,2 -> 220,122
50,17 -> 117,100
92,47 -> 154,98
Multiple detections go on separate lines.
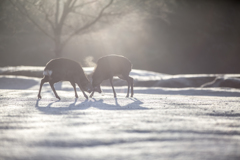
0,0 -> 240,74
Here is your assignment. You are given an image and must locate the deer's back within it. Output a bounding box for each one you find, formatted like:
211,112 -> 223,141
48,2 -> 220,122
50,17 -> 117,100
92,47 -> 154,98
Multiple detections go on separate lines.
44,58 -> 84,81
96,55 -> 132,76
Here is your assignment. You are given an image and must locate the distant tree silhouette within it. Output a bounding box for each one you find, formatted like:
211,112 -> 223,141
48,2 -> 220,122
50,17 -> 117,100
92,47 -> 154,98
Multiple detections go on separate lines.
8,0 -> 115,57
138,0 -> 240,73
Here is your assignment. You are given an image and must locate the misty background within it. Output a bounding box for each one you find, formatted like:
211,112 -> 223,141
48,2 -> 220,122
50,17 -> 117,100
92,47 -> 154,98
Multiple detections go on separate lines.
0,0 -> 240,74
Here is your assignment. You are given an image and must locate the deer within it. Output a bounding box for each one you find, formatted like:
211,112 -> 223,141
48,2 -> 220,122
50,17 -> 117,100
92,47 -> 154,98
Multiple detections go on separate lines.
90,55 -> 134,98
37,58 -> 92,100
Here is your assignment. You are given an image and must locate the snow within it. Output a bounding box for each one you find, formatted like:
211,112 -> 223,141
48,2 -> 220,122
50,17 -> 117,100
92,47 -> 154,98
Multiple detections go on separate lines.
0,68 -> 240,160
202,77 -> 240,89
1,66 -> 240,88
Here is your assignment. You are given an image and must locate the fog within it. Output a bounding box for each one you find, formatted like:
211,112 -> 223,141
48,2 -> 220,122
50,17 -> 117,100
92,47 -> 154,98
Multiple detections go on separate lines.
0,0 -> 240,74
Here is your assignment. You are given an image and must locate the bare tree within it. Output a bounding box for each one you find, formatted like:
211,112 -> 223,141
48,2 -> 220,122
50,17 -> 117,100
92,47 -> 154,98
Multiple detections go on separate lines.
9,0 -> 115,57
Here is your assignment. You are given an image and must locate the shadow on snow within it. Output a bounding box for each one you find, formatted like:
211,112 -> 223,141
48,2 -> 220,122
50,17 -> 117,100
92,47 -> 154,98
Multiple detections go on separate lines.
35,97 -> 147,115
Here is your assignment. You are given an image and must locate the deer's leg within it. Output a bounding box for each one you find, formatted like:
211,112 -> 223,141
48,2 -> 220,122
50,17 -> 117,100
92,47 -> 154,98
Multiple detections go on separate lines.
126,77 -> 130,98
109,77 -> 116,98
129,76 -> 134,97
90,91 -> 95,98
118,75 -> 134,97
70,81 -> 78,98
49,81 -> 60,100
38,76 -> 48,99
76,83 -> 88,99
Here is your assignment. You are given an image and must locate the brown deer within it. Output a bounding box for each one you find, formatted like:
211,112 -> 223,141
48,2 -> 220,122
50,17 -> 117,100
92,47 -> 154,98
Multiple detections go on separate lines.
90,55 -> 134,98
37,58 -> 92,100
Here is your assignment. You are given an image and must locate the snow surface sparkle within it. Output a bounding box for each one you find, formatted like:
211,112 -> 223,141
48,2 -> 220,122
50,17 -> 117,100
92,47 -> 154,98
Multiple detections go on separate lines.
0,74 -> 240,160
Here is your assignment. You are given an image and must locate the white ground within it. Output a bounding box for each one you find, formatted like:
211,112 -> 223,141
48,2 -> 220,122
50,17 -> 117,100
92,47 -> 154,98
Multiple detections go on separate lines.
0,75 -> 240,160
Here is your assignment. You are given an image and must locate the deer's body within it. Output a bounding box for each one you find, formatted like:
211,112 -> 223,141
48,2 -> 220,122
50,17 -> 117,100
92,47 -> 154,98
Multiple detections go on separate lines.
90,55 -> 134,98
38,58 -> 92,100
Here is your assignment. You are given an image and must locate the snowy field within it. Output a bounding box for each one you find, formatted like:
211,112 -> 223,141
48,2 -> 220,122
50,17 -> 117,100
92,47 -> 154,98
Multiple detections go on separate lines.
0,68 -> 240,160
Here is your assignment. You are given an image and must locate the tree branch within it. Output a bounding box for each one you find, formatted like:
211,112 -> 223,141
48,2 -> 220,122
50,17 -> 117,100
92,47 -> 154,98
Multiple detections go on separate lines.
72,0 -> 98,10
64,0 -> 73,11
8,0 -> 55,40
22,0 -> 55,31
57,0 -> 72,32
38,4 -> 55,31
70,0 -> 77,9
55,0 -> 59,27
72,11 -> 119,23
62,0 -> 114,47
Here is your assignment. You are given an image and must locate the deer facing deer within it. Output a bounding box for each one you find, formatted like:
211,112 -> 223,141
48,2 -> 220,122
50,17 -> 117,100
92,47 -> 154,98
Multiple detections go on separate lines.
37,55 -> 134,100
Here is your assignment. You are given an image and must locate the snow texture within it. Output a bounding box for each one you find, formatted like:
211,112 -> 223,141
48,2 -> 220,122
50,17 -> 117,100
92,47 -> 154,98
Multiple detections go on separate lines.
0,68 -> 240,160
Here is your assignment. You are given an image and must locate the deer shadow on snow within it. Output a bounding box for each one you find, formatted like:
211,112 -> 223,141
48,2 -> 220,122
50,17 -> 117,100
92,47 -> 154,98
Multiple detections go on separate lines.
35,97 -> 147,115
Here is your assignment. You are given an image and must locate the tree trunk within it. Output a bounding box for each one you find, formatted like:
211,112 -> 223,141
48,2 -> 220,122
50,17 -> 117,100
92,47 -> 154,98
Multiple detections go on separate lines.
54,44 -> 62,58
54,35 -> 62,58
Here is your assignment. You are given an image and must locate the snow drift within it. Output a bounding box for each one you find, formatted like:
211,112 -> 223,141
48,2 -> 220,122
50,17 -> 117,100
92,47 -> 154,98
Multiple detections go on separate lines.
1,66 -> 240,88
